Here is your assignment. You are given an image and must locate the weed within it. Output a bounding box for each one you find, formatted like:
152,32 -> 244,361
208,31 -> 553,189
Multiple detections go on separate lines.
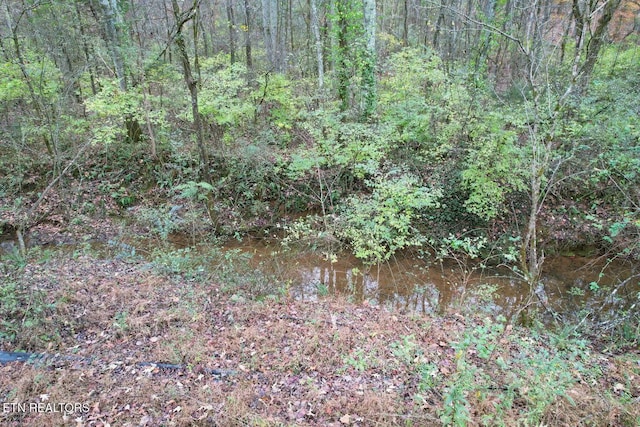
135,205 -> 185,240
113,311 -> 129,334
110,186 -> 136,208
391,335 -> 440,402
316,282 -> 329,296
343,347 -> 372,372
150,246 -> 215,281
215,250 -> 285,300
0,277 -> 58,348
416,362 -> 439,393
0,247 -> 66,347
438,316 -> 597,425
440,361 -> 474,427
1,246 -> 27,270
0,280 -> 22,342
453,316 -> 505,359
390,334 -> 421,365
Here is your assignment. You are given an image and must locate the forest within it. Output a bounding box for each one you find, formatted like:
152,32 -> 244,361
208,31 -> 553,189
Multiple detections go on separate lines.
1,0 -> 639,425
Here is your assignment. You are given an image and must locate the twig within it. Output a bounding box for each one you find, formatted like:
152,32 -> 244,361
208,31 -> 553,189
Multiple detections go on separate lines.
16,141 -> 92,255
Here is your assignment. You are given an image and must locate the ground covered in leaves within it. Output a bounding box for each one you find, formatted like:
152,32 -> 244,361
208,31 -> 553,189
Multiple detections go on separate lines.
1,224 -> 639,426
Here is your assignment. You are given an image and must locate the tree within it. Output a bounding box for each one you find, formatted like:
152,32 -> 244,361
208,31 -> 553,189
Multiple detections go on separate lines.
361,0 -> 376,119
95,0 -> 126,91
571,0 -> 623,91
335,0 -> 353,112
2,0 -> 58,158
226,0 -> 237,64
171,0 -> 211,185
93,0 -> 143,143
261,0 -> 280,70
244,0 -> 253,70
463,0 -> 625,306
310,0 -> 324,89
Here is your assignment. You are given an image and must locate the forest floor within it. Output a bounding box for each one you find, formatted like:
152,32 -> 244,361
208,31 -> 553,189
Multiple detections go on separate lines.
1,217 -> 639,426
0,172 -> 639,427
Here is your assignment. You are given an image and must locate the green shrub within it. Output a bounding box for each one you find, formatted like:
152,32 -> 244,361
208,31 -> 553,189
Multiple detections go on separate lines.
461,110 -> 528,220
337,172 -> 441,264
199,55 -> 253,133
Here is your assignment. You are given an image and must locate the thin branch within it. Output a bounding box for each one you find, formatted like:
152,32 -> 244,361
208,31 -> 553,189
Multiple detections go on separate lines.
20,141 -> 92,228
154,0 -> 201,64
427,0 -> 529,58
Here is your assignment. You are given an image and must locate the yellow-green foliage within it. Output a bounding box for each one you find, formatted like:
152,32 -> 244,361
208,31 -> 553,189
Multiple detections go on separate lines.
0,62 -> 28,103
338,172 -> 441,264
199,55 -> 253,128
84,79 -> 166,145
0,52 -> 62,103
462,110 -> 528,220
379,47 -> 470,161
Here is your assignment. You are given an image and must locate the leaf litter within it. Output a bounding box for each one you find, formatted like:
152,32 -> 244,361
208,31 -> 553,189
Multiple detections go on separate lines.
0,224 -> 638,426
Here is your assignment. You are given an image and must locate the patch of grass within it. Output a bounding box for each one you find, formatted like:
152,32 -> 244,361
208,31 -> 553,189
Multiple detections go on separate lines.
134,205 -> 186,240
447,317 -> 596,425
214,249 -> 287,301
150,245 -> 216,281
112,311 -> 129,335
316,281 -> 329,297
1,245 -> 27,270
148,244 -> 286,301
343,347 -> 375,372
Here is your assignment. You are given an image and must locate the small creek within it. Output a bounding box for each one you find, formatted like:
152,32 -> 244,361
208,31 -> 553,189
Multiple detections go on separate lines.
1,232 -> 638,321
222,239 -> 639,321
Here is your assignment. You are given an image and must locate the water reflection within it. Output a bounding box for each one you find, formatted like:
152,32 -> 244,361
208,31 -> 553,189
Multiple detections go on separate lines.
1,233 -> 637,320
225,239 -> 638,321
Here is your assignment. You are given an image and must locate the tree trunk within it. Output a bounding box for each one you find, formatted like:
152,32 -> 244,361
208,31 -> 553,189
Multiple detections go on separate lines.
163,0 -> 173,62
402,0 -> 408,46
310,0 -> 324,89
171,0 -> 212,185
193,2 -> 201,81
578,0 -> 622,90
244,0 -> 253,70
323,0 -> 333,72
75,1 -> 98,96
276,0 -> 286,71
97,0 -> 127,91
336,0 -> 349,112
96,0 -> 143,144
261,0 -> 275,67
433,1 -> 445,50
288,0 -> 294,54
3,3 -> 56,158
362,0 -> 377,119
226,0 -> 237,63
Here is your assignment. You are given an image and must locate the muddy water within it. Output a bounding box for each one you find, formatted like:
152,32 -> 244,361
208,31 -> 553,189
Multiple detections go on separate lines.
219,239 -> 638,319
2,232 -> 637,319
